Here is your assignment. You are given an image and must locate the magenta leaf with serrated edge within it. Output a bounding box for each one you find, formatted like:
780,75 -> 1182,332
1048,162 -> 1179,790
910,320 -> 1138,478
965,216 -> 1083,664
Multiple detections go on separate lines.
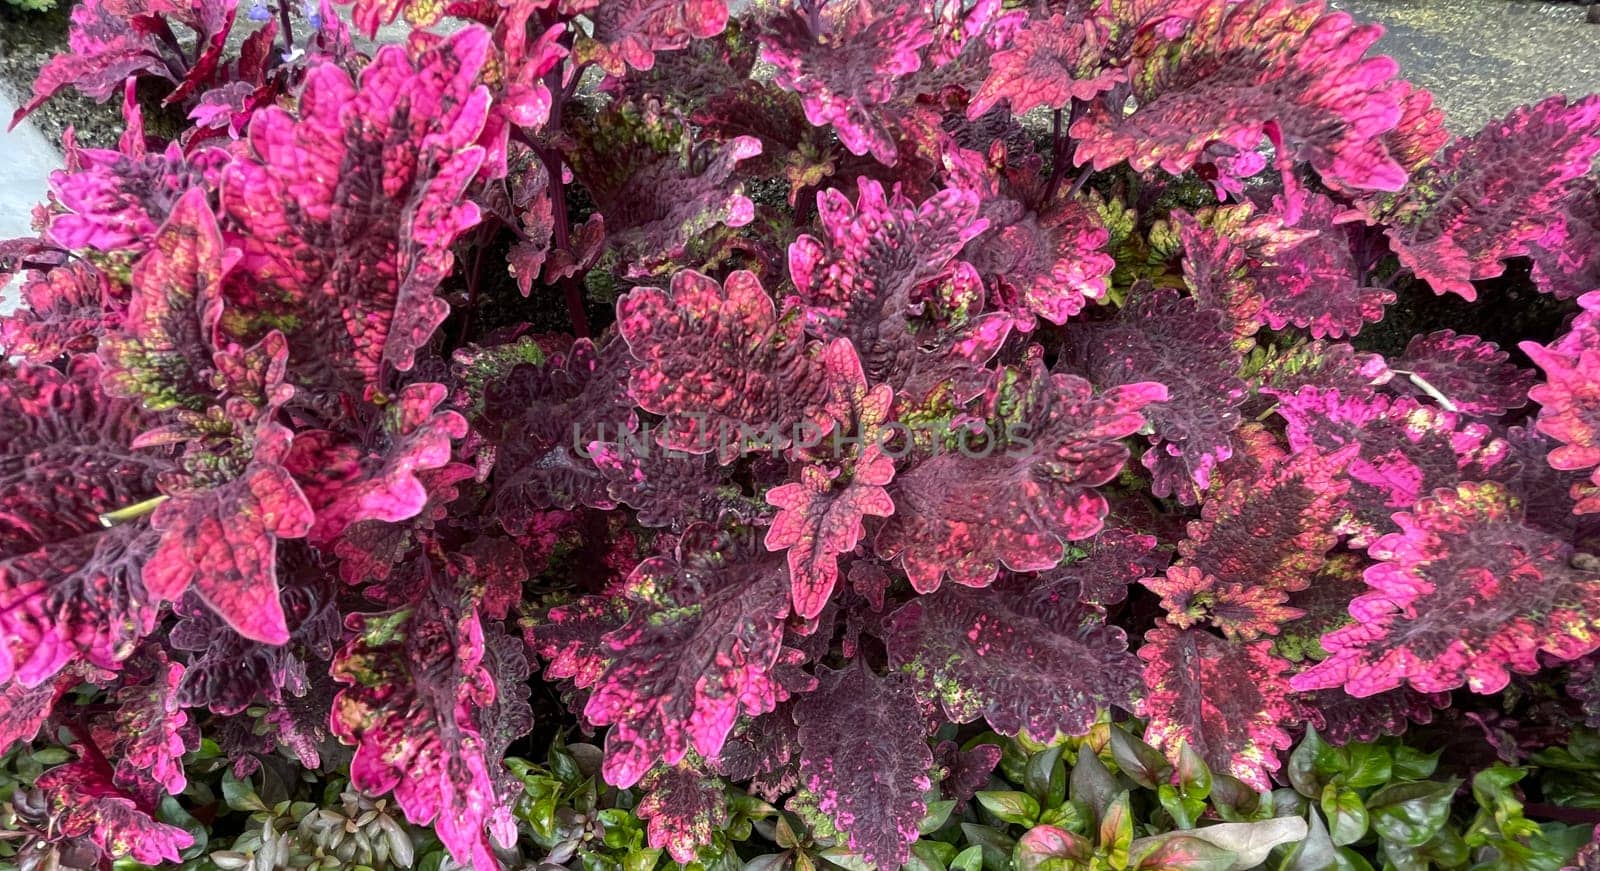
223,27 -> 490,399
766,343 -> 896,618
759,3 -> 934,165
0,356 -> 165,688
877,355 -> 1165,592
789,178 -> 989,375
285,382 -> 468,545
1523,311 -> 1600,514
1275,386 -> 1503,542
1258,192 -> 1394,339
1072,0 -> 1406,200
795,663 -> 933,868
531,523 -> 793,788
143,419 -> 314,645
331,588 -> 528,871
883,574 -> 1140,740
1391,330 -> 1535,417
1139,625 -> 1296,790
35,752 -> 196,865
619,270 -> 839,463
1528,177 -> 1600,300
1063,285 -> 1245,493
580,0 -> 730,75
1294,481 -> 1600,696
636,763 -> 732,864
967,9 -> 1123,119
1360,95 -> 1600,300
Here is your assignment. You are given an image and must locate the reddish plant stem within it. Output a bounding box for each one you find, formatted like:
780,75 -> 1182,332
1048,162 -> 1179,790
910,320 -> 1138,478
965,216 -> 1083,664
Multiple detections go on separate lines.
278,0 -> 296,52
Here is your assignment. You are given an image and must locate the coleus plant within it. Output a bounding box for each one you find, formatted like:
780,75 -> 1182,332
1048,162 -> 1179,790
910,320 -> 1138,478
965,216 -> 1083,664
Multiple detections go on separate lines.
3,0 -> 1600,868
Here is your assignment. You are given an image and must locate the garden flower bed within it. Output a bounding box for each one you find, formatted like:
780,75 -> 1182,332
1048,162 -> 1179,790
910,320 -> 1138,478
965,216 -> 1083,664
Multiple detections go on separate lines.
2,1 -> 1600,869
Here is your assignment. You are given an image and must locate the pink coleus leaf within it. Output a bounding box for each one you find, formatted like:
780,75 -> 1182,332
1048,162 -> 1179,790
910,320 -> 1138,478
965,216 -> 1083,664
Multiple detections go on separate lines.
11,0 -> 237,126
1145,566 -> 1305,642
766,452 -> 895,619
0,261 -> 116,363
883,573 -> 1141,740
223,27 -> 491,399
1300,687 -> 1448,745
759,2 -> 935,165
482,336 -> 638,532
1523,320 -> 1600,514
1382,81 -> 1450,176
532,522 -> 794,788
1166,445 -> 1353,604
332,464 -> 475,585
331,588 -> 529,871
1035,527 -> 1165,608
1255,340 -> 1392,405
1258,192 -> 1394,339
1063,285 -> 1246,494
1071,0 -> 1406,197
1528,177 -> 1600,301
1293,481 -> 1600,696
1275,386 -> 1504,543
100,187 -> 233,412
578,0 -> 730,75
0,356 -> 165,687
619,270 -> 839,463
1390,330 -> 1536,417
876,352 -> 1166,592
284,382 -> 469,545
111,657 -> 197,795
1359,95 -> 1600,300
766,344 -> 896,618
568,107 -> 761,276
795,663 -> 934,868
945,145 -> 1113,328
966,9 -> 1124,119
1170,207 -> 1273,346
47,138 -> 219,258
1139,625 -> 1296,791
35,753 -> 195,865
589,439 -> 730,530
0,676 -> 71,753
143,420 -> 315,645
789,179 -> 989,374
636,763 -> 732,865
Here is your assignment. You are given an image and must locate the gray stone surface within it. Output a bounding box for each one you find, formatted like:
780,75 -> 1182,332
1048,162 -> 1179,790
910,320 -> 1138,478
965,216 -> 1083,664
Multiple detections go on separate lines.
0,86 -> 57,311
1334,0 -> 1600,131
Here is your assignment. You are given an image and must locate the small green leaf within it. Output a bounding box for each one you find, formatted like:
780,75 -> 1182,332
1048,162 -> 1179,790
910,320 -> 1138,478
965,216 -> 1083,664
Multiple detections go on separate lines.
1110,727 -> 1172,790
913,839 -> 959,869
1027,745 -> 1069,809
817,847 -> 873,871
1158,784 -> 1204,831
221,771 -> 267,814
978,791 -> 1042,826
1391,745 -> 1441,781
1100,793 -> 1134,871
1208,775 -> 1263,823
1175,741 -> 1212,800
1320,786 -> 1369,846
1367,780 -> 1457,848
1070,748 -> 1118,825
1287,727 -> 1341,799
921,800 -> 958,835
1015,824 -> 1094,871
951,845 -> 985,871
1340,744 -> 1392,790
